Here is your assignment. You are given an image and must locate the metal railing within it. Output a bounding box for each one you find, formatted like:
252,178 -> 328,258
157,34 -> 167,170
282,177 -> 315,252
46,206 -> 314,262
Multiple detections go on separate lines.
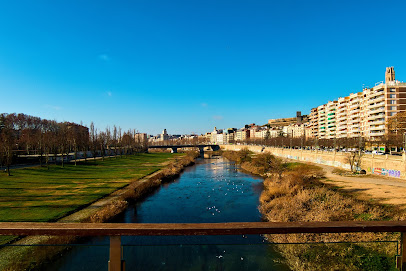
1,221 -> 406,270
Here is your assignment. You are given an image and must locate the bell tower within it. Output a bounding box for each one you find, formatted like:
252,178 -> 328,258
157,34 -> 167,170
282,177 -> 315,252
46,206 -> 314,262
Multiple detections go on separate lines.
385,67 -> 395,83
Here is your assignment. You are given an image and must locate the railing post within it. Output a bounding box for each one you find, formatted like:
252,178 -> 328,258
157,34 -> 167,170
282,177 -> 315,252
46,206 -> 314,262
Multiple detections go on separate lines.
402,232 -> 406,270
108,236 -> 125,271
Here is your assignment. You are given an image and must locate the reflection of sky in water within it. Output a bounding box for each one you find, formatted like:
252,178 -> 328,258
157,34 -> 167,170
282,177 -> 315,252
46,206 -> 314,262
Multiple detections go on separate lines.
126,158 -> 263,224
46,157 -> 289,271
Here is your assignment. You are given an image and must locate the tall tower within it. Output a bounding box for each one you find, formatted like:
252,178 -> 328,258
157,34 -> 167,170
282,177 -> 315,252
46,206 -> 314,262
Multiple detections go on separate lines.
385,66 -> 395,83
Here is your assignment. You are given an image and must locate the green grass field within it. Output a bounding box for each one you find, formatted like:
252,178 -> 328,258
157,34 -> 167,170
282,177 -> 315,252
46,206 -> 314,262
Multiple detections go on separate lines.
0,153 -> 182,224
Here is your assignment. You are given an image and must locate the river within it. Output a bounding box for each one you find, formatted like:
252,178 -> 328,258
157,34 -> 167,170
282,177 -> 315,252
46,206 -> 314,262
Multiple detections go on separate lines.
44,157 -> 289,270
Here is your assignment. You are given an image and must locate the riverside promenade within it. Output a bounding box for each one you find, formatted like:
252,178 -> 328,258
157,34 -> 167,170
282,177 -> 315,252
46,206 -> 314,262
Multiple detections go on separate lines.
221,144 -> 406,208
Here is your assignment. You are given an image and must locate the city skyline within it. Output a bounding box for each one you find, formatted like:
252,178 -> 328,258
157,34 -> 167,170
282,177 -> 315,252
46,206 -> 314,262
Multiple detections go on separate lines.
1,1 -> 406,134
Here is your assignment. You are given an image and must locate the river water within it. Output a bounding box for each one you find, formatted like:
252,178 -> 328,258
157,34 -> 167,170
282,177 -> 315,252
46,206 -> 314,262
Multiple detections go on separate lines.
44,157 -> 289,270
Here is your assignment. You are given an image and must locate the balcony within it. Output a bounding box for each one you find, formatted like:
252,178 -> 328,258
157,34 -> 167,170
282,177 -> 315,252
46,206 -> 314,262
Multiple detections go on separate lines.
368,119 -> 385,126
368,113 -> 385,121
349,98 -> 360,104
369,107 -> 385,113
369,125 -> 385,131
350,109 -> 360,115
368,95 -> 385,104
349,103 -> 360,110
369,102 -> 385,109
349,118 -> 360,124
368,90 -> 385,99
369,131 -> 385,137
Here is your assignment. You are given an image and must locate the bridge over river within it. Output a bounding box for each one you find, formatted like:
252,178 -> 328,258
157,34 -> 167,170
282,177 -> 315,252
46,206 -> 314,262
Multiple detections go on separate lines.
148,144 -> 220,155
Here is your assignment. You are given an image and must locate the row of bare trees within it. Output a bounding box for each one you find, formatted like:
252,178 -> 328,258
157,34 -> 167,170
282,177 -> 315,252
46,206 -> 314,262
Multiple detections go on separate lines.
237,133 -> 405,153
0,113 -> 146,176
243,136 -> 367,150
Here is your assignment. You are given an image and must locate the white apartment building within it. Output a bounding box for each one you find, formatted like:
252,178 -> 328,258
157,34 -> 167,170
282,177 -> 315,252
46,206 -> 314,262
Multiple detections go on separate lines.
254,129 -> 268,139
309,107 -> 318,138
336,97 -> 348,138
326,101 -> 337,139
309,67 -> 406,140
283,124 -> 306,138
235,129 -> 250,141
216,133 -> 225,144
317,104 -> 327,139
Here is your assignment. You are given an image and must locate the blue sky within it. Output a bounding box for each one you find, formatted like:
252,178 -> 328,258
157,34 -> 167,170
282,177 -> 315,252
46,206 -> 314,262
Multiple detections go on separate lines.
1,0 -> 406,135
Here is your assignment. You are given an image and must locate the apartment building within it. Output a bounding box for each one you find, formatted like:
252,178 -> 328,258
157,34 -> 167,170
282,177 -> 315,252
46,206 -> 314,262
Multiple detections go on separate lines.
282,124 -> 306,138
336,97 -> 349,138
347,92 -> 362,138
308,108 -> 319,138
308,67 -> 406,140
317,104 -> 327,139
326,101 -> 338,139
254,129 -> 268,139
235,129 -> 250,141
134,133 -> 148,144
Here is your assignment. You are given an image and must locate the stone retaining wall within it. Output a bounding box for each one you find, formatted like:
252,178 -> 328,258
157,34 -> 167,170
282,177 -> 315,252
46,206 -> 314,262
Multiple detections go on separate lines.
221,145 -> 406,179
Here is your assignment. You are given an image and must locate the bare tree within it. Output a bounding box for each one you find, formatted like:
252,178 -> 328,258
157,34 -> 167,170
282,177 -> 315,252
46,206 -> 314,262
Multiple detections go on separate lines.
113,125 -> 118,158
0,114 -> 15,176
345,150 -> 363,173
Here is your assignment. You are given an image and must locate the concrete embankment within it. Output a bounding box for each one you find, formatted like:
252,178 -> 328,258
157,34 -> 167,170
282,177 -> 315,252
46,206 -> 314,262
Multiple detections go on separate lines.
0,153 -> 197,271
221,145 -> 406,179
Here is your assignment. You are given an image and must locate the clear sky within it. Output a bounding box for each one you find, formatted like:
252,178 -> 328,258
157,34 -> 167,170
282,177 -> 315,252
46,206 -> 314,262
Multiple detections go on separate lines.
1,0 -> 406,135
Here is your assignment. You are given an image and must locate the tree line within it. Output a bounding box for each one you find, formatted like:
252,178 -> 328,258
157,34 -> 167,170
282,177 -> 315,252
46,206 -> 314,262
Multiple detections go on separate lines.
0,113 -> 146,176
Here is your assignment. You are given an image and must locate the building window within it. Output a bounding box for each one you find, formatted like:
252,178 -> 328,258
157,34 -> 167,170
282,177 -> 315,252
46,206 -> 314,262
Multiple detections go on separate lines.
390,88 -> 396,92
390,94 -> 396,98
390,100 -> 396,104
391,106 -> 397,110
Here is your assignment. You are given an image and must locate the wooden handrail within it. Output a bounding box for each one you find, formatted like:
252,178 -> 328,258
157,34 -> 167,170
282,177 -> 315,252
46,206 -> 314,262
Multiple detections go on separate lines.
1,221 -> 406,236
3,221 -> 406,271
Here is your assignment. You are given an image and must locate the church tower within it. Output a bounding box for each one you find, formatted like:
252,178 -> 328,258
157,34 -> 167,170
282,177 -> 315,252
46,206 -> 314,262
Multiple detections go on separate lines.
385,66 -> 395,83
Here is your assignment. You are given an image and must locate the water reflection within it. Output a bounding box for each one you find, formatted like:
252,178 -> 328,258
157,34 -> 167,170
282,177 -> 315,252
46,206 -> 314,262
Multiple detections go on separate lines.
45,157 -> 289,271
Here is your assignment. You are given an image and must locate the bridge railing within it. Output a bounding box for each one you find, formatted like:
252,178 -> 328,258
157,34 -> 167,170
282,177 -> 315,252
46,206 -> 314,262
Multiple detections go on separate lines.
1,221 -> 406,270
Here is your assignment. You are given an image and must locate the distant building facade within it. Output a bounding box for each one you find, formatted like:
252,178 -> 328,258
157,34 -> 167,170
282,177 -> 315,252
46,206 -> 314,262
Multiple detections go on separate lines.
307,67 -> 406,140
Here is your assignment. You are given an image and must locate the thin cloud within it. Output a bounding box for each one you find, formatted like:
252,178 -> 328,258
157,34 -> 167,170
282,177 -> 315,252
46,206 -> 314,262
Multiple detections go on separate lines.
99,54 -> 110,61
106,91 -> 112,97
212,115 -> 223,120
201,102 -> 208,107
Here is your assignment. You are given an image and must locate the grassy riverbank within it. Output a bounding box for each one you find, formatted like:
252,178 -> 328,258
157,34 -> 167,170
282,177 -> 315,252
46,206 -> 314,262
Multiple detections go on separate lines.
222,150 -> 404,271
0,153 -> 182,223
0,152 -> 198,271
